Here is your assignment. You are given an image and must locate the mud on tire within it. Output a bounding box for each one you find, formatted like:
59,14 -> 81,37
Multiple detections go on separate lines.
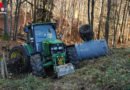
30,54 -> 46,77
66,45 -> 80,68
8,46 -> 30,73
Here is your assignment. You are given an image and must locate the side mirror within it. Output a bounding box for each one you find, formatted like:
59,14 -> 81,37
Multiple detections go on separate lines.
24,26 -> 28,33
30,37 -> 34,42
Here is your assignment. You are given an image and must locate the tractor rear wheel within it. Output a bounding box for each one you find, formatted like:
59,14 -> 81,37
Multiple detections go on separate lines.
8,46 -> 30,73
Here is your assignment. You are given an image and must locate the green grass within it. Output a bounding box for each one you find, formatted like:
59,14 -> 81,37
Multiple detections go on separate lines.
0,47 -> 130,90
1,34 -> 10,41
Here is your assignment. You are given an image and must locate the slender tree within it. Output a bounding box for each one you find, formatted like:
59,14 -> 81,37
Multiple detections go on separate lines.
118,0 -> 128,43
88,0 -> 91,24
105,0 -> 111,43
97,0 -> 105,39
3,0 -> 9,36
113,0 -> 123,47
13,0 -> 29,40
91,0 -> 95,32
33,0 -> 36,23
9,0 -> 13,37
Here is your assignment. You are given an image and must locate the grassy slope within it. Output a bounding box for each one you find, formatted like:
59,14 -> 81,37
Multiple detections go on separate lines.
0,47 -> 130,90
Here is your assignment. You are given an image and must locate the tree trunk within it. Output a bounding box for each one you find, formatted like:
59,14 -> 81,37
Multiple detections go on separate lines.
88,0 -> 91,24
14,5 -> 21,40
112,0 -> 118,47
97,0 -> 105,39
24,2 -> 27,25
91,0 -> 95,33
118,0 -> 128,43
122,2 -> 129,43
13,0 -> 19,40
105,0 -> 111,43
13,0 -> 18,40
113,0 -> 123,47
3,0 -> 9,36
10,0 -> 13,37
33,0 -> 36,23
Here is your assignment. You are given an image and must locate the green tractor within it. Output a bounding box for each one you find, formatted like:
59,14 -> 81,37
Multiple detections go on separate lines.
8,23 -> 75,77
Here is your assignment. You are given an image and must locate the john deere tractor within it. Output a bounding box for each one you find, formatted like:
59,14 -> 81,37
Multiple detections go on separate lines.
8,23 -> 75,77
8,23 -> 108,77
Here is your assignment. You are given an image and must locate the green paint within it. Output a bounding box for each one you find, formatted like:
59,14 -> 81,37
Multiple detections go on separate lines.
43,61 -> 53,67
44,38 -> 62,44
42,42 -> 50,56
42,38 -> 62,56
23,44 -> 33,54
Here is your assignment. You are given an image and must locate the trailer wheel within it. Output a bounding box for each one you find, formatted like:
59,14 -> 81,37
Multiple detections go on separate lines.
66,46 -> 80,68
8,46 -> 30,73
79,24 -> 94,41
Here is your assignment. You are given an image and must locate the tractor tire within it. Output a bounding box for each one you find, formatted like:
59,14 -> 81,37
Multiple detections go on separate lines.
79,24 -> 94,41
66,46 -> 80,68
8,46 -> 30,73
30,54 -> 46,77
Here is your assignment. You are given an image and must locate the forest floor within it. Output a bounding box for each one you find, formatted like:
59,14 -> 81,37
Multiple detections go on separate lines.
0,38 -> 130,89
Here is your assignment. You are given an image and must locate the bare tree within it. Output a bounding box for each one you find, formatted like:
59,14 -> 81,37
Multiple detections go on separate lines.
88,0 -> 91,24
3,0 -> 9,36
9,0 -> 13,37
91,0 -> 95,32
13,0 -> 32,40
33,0 -> 36,23
105,0 -> 111,43
118,0 -> 129,43
97,0 -> 105,39
113,0 -> 123,47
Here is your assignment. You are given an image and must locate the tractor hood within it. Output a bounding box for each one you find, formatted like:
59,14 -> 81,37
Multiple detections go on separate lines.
43,38 -> 63,44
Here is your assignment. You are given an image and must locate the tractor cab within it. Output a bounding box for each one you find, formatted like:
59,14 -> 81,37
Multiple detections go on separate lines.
24,23 -> 57,52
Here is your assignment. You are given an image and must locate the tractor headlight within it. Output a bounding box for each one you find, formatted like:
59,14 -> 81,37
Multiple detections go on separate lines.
52,46 -> 63,50
54,47 -> 58,50
51,47 -> 58,50
51,47 -> 54,50
51,44 -> 65,54
58,46 -> 63,50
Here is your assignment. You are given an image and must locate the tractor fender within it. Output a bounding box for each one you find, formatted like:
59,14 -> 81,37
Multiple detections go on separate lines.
9,45 -> 31,59
21,44 -> 32,56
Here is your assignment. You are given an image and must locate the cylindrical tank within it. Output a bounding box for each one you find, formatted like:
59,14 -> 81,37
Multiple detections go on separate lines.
75,39 -> 109,60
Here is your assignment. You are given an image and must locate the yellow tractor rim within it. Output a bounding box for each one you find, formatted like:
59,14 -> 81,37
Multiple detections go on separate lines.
11,50 -> 25,64
11,50 -> 19,59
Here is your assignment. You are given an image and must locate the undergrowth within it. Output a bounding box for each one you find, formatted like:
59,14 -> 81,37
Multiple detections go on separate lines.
1,34 -> 10,41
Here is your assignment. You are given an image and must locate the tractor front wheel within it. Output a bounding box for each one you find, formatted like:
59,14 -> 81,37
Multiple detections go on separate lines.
66,46 -> 80,68
8,46 -> 30,73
